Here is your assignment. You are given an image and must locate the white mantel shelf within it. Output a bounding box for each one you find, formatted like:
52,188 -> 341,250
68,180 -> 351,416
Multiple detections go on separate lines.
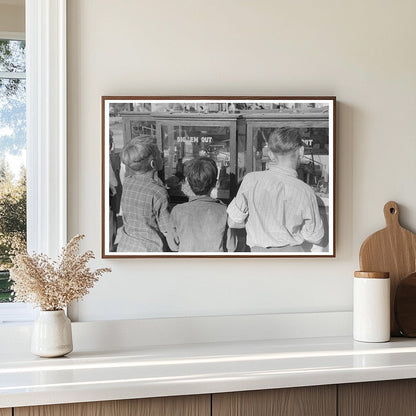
2,335 -> 416,409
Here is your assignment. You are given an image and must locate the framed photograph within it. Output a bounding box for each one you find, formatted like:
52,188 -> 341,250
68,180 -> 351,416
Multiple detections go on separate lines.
102,96 -> 336,258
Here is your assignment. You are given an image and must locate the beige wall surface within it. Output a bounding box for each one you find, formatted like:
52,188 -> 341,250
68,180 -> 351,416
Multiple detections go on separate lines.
0,4 -> 24,33
67,0 -> 416,322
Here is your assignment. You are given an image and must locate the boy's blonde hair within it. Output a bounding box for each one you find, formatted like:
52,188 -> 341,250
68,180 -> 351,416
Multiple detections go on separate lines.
121,135 -> 160,172
268,128 -> 303,155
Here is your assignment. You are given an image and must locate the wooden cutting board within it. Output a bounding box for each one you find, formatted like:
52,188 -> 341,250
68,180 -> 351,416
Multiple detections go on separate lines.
359,201 -> 416,336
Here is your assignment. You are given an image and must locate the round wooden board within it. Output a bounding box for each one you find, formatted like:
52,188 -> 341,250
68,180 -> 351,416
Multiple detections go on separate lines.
395,272 -> 416,337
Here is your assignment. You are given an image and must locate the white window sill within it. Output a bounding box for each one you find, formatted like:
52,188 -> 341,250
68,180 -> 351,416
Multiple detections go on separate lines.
0,303 -> 36,324
1,331 -> 416,409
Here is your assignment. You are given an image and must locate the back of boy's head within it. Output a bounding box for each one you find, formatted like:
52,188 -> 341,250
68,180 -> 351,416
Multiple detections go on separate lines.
121,135 -> 159,172
185,157 -> 218,196
268,128 -> 303,155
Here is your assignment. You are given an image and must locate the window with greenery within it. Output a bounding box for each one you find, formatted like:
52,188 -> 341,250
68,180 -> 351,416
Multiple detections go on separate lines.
0,38 -> 27,303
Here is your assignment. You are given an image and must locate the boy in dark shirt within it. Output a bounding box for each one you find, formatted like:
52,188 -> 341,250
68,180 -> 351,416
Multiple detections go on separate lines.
168,157 -> 236,252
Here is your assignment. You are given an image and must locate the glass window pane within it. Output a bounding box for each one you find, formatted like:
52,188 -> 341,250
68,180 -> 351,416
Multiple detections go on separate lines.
130,120 -> 156,138
0,40 -> 26,73
252,127 -> 274,172
0,78 -> 26,152
237,128 -> 247,185
0,270 -> 13,302
253,127 -> 330,198
0,76 -> 27,301
161,124 -> 231,200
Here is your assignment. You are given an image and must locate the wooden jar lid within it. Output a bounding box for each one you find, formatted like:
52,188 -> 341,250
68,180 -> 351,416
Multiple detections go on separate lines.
354,271 -> 390,279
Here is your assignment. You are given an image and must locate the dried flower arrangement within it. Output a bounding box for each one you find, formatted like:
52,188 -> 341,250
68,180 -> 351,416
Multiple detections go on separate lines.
10,234 -> 111,311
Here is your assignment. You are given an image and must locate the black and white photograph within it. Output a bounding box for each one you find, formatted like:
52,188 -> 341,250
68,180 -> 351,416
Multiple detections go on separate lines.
102,97 -> 335,257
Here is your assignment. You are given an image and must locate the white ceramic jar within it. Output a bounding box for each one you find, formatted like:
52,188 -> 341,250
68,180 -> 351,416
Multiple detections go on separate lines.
31,310 -> 73,357
353,271 -> 390,343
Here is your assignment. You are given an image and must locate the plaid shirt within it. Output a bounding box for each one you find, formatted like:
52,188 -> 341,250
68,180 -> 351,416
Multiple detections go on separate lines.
117,173 -> 170,252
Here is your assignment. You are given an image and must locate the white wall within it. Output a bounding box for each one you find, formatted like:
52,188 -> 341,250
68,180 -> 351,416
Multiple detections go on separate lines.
0,3 -> 24,33
67,0 -> 416,322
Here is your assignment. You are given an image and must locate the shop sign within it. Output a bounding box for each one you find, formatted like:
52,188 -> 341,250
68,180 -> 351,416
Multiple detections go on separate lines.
176,136 -> 213,143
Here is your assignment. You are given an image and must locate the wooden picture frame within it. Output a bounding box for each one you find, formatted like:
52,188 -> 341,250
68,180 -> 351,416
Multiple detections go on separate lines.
102,96 -> 336,258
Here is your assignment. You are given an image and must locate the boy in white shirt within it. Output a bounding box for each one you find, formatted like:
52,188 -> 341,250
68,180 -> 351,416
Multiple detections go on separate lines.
227,128 -> 324,252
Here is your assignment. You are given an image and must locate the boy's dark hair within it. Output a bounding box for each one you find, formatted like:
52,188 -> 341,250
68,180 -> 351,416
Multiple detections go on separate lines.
185,157 -> 218,196
121,135 -> 159,172
268,128 -> 303,155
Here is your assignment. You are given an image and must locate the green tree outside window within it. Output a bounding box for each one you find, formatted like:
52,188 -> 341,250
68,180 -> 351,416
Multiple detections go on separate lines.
0,38 -> 27,302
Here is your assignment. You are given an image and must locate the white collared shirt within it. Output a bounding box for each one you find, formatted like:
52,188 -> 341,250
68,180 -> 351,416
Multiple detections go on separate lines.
227,164 -> 324,248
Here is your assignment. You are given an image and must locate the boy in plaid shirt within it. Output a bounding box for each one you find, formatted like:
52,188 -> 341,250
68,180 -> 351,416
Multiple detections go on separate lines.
117,136 -> 170,252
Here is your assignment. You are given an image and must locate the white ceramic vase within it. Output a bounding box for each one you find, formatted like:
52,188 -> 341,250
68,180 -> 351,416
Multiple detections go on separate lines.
31,310 -> 73,357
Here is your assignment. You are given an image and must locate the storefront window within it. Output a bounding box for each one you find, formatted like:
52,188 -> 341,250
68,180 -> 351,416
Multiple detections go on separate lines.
237,125 -> 247,185
130,119 -> 156,138
252,127 -> 330,199
160,125 -> 231,200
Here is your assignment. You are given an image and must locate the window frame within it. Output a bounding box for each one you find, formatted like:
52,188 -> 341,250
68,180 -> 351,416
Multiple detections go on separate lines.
0,0 -> 67,323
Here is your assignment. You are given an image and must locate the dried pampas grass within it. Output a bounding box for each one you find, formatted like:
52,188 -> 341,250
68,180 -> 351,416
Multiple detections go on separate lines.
10,234 -> 111,311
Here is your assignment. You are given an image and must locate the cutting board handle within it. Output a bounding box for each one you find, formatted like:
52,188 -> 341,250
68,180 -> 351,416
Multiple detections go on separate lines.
384,201 -> 400,228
